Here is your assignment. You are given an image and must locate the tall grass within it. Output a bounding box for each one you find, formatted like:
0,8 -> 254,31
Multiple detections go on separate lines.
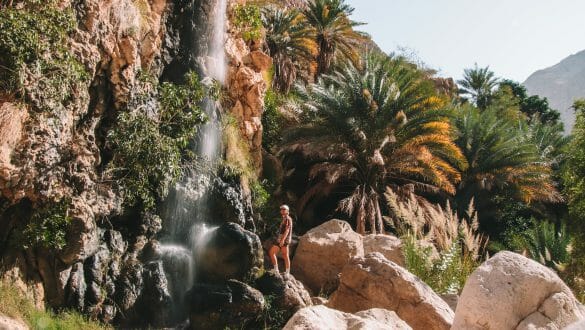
385,188 -> 487,294
0,282 -> 109,330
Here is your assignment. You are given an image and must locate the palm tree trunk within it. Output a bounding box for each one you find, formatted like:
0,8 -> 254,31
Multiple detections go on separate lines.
316,38 -> 335,79
368,198 -> 376,234
356,188 -> 366,234
375,196 -> 384,235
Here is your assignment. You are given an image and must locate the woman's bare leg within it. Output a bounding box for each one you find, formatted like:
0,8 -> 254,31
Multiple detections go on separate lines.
281,246 -> 290,274
268,245 -> 280,271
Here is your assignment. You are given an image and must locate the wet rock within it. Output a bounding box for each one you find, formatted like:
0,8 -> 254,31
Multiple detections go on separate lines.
255,270 -> 312,317
65,262 -> 86,310
187,279 -> 265,330
140,261 -> 173,327
197,222 -> 263,283
113,257 -> 144,323
210,176 -> 253,228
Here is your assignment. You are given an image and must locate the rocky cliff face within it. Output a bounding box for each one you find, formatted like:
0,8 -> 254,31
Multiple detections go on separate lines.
0,0 -> 270,326
524,49 -> 585,132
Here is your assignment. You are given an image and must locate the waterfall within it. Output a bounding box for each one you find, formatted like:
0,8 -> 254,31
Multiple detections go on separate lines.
158,0 -> 227,323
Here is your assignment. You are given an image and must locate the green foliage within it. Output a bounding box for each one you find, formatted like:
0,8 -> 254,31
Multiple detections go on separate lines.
403,235 -> 479,294
233,4 -> 263,41
453,106 -> 561,236
250,179 -> 270,212
262,6 -> 315,93
256,295 -> 287,330
499,80 -> 561,125
0,0 -> 87,109
108,112 -> 181,210
564,99 -> 585,225
457,64 -> 499,110
108,71 -> 208,209
20,200 -> 71,250
303,0 -> 365,77
0,282 -> 109,330
562,99 -> 585,301
521,221 -> 572,272
159,72 -> 208,147
262,89 -> 286,152
281,51 -> 465,234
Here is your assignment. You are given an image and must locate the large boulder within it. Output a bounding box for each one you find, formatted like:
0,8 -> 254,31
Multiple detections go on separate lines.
0,314 -> 27,330
255,270 -> 312,318
283,305 -> 411,330
291,220 -> 363,293
363,234 -> 404,266
197,223 -> 263,283
453,251 -> 585,330
187,280 -> 265,330
328,253 -> 454,330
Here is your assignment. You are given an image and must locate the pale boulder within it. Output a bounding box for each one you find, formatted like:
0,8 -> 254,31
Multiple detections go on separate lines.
363,234 -> 404,266
0,314 -> 27,330
453,251 -> 585,330
283,305 -> 411,330
328,253 -> 454,330
291,220 -> 364,293
565,319 -> 585,330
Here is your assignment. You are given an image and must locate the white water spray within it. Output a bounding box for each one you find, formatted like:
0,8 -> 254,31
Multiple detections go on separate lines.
159,0 -> 227,318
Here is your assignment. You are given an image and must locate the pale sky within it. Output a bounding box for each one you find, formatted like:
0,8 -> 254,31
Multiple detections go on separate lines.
346,0 -> 585,82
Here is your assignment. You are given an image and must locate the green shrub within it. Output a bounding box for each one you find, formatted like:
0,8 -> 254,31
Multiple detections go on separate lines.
509,220 -> 572,272
108,71 -> 208,209
0,0 -> 87,109
403,234 -> 479,295
20,199 -> 71,250
0,282 -> 109,330
108,112 -> 182,210
250,179 -> 270,213
159,71 -> 208,147
256,295 -> 287,330
262,89 -> 286,152
232,4 -> 263,42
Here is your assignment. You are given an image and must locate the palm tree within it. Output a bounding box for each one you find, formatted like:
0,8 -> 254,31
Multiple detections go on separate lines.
262,6 -> 316,93
302,0 -> 365,79
453,106 -> 562,210
279,53 -> 466,234
457,65 -> 499,110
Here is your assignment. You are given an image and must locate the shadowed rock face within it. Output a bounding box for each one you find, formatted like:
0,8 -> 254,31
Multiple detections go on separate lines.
524,49 -> 585,132
255,271 -> 312,319
187,279 -> 265,329
196,222 -> 264,284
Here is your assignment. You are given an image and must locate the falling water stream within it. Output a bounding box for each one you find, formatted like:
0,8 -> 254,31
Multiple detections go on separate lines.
158,0 -> 227,323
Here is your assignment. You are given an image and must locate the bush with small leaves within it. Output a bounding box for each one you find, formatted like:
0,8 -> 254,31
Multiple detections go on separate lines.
0,0 -> 88,110
19,199 -> 71,250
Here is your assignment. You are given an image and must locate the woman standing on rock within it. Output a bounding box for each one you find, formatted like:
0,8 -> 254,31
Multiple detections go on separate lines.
268,204 -> 293,274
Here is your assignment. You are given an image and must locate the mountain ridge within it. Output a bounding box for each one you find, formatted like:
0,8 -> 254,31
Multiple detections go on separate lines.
523,49 -> 585,132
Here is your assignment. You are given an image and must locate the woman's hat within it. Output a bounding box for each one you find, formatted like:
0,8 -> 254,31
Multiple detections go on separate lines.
280,204 -> 289,211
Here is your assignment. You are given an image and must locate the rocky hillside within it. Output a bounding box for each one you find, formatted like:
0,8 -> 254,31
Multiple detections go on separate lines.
0,0 -> 270,327
523,49 -> 585,132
